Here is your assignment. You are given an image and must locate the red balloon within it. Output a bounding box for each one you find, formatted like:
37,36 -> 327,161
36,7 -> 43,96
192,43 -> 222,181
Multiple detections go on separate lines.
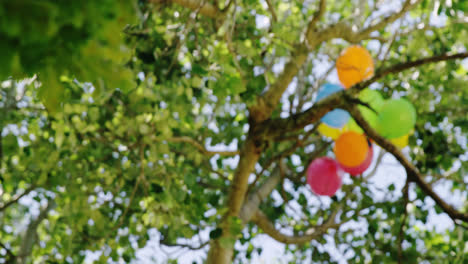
306,157 -> 343,197
341,144 -> 373,176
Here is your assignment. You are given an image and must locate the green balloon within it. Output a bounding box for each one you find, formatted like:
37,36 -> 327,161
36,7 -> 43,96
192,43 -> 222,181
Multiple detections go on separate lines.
377,99 -> 416,139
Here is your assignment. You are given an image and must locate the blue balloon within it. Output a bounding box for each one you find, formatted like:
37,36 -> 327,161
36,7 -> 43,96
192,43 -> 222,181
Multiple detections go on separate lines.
315,83 -> 350,128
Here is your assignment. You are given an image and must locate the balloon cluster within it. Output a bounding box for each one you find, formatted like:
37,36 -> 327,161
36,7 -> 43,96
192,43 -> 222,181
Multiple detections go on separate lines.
308,46 -> 417,197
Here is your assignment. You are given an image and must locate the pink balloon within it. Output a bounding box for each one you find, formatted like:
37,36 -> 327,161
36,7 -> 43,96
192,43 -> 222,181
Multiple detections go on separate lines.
307,157 -> 343,197
340,144 -> 373,176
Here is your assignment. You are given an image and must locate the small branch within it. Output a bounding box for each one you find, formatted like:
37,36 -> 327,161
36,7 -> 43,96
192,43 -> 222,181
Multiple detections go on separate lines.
364,149 -> 385,180
0,186 -> 36,212
113,167 -> 142,232
346,105 -> 468,222
165,136 -> 239,156
0,241 -> 15,260
307,0 -> 326,31
160,240 -> 209,250
252,209 -> 340,244
398,180 -> 410,264
287,141 -> 332,183
362,52 -> 468,91
359,0 -> 422,38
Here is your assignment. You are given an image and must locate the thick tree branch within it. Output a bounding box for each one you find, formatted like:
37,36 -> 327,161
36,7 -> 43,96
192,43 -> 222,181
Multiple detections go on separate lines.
0,186 -> 35,212
252,209 -> 340,244
16,200 -> 55,264
239,166 -> 281,223
249,46 -> 309,122
259,51 -> 468,138
346,105 -> 468,223
166,136 -> 239,156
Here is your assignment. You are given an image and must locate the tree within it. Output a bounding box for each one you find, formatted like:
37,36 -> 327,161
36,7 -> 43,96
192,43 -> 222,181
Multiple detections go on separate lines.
1,0 -> 468,263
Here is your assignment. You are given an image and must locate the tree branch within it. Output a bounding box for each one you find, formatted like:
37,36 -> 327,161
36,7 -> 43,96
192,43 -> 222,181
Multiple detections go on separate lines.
364,149 -> 386,180
165,136 -> 239,156
0,186 -> 35,212
398,180 -> 410,264
306,0 -> 326,33
252,209 -> 340,244
346,105 -> 468,223
259,51 -> 468,139
0,241 -> 15,261
249,45 -> 309,122
160,239 -> 209,250
239,166 -> 282,223
16,200 -> 55,264
264,0 -> 277,23
359,0 -> 422,38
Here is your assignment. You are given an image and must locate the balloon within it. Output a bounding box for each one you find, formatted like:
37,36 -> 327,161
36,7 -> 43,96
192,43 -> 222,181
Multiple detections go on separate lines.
315,83 -> 350,128
336,46 -> 374,89
377,99 -> 417,139
334,131 -> 369,167
317,123 -> 347,140
340,144 -> 373,176
390,134 -> 409,148
306,157 -> 343,197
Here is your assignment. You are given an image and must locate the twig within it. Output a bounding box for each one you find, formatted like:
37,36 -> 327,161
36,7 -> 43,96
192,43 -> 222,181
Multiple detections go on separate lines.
364,149 -> 385,180
165,136 -> 239,156
398,180 -> 410,264
0,241 -> 15,260
160,240 -> 209,250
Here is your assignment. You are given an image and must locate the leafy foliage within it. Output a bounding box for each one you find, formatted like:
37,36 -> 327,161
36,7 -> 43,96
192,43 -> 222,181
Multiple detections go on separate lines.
1,0 -> 468,263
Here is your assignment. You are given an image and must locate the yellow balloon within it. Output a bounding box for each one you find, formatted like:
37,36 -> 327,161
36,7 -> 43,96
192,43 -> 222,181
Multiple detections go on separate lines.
390,134 -> 409,148
318,123 -> 347,140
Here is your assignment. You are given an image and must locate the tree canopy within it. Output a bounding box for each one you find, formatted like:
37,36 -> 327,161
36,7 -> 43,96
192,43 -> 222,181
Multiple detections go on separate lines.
1,0 -> 468,263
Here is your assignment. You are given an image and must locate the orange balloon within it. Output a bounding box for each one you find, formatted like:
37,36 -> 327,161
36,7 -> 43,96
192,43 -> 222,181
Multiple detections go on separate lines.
334,131 -> 369,167
336,46 -> 374,89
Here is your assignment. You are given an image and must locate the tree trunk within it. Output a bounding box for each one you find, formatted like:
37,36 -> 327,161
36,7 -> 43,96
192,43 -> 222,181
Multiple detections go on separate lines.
206,240 -> 234,264
206,136 -> 262,264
